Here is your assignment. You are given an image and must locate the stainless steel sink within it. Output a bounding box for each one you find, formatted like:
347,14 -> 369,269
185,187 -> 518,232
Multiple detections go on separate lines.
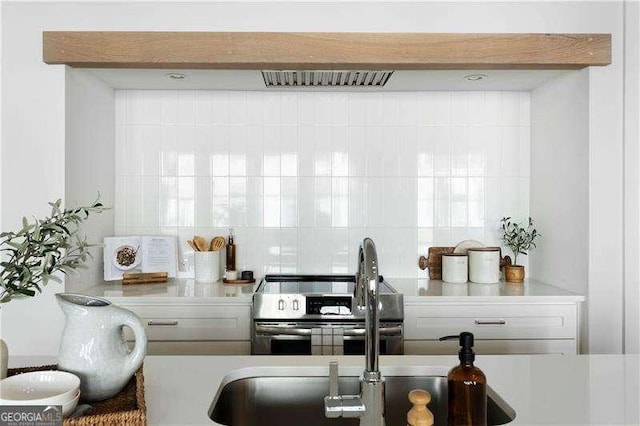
208,367 -> 515,426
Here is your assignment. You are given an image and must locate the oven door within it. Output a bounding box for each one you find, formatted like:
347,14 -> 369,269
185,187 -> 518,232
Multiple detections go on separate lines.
252,322 -> 403,355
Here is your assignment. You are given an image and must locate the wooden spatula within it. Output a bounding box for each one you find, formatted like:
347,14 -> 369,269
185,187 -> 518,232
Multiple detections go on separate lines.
193,235 -> 208,252
210,236 -> 226,251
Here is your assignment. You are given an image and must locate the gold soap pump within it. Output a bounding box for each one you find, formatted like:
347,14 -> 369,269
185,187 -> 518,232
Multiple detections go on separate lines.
407,389 -> 434,426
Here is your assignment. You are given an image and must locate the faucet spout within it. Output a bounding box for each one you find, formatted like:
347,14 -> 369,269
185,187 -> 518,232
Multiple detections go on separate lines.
359,238 -> 380,377
325,238 -> 385,426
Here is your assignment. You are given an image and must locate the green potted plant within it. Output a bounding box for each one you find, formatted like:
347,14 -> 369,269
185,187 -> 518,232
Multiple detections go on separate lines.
0,198 -> 106,303
500,217 -> 541,283
0,198 -> 105,378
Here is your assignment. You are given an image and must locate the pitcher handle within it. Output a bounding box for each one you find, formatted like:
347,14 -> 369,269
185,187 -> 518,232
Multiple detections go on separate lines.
121,310 -> 148,378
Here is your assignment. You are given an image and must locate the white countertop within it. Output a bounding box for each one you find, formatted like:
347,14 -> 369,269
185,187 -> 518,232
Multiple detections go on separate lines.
83,279 -> 256,304
85,277 -> 584,305
388,278 -> 585,303
10,354 -> 639,425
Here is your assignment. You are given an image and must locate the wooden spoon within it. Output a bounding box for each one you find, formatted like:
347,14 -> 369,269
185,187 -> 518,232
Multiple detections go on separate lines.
193,235 -> 208,252
186,239 -> 198,251
210,236 -> 226,252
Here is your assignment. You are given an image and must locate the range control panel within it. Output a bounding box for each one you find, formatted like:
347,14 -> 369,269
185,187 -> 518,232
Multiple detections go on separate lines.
253,275 -> 402,321
271,294 -> 304,315
306,296 -> 353,316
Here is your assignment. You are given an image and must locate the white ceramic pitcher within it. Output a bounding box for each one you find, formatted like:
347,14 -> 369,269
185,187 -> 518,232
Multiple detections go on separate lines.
56,293 -> 147,401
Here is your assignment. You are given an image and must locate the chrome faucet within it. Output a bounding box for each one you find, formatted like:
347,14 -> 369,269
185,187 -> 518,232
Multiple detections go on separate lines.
324,238 -> 385,426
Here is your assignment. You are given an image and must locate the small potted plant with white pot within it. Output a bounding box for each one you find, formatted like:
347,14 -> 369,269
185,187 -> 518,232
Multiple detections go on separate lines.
500,217 -> 541,283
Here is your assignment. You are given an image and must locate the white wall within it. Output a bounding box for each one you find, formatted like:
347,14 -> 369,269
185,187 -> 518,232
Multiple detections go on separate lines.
530,70 -> 590,352
0,1 -> 625,356
623,0 -> 640,354
587,8 -> 625,354
65,68 -> 115,293
1,3 -> 67,356
114,90 -> 529,279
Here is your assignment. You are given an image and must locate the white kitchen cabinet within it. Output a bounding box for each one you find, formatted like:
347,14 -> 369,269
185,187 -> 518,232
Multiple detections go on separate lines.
94,278 -> 583,356
120,302 -> 251,355
404,302 -> 580,355
89,279 -> 255,356
405,338 -> 576,355
388,278 -> 584,355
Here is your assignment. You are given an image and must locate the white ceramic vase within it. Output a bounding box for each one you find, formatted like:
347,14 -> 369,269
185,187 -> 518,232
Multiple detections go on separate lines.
56,293 -> 147,402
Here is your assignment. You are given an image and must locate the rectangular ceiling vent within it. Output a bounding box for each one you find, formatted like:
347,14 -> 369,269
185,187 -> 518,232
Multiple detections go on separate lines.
261,70 -> 394,88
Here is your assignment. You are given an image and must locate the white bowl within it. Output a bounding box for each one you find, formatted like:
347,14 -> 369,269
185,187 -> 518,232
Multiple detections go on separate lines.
62,389 -> 81,418
0,370 -> 80,406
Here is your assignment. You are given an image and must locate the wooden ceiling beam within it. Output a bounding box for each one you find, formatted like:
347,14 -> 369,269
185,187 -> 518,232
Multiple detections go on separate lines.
43,31 -> 611,70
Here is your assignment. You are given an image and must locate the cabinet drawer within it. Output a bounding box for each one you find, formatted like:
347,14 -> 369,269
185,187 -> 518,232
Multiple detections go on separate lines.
405,339 -> 577,355
121,304 -> 251,341
146,341 -> 250,355
404,303 -> 577,340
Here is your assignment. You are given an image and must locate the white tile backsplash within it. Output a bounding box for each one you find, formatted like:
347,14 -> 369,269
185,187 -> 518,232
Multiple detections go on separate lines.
116,90 -> 530,277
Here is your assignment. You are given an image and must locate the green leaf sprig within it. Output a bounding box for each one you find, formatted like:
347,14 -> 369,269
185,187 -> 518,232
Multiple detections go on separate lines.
0,197 -> 106,303
500,217 -> 541,266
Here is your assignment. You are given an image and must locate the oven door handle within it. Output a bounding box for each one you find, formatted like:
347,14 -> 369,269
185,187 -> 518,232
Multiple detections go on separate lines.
254,325 -> 312,336
343,326 -> 403,336
254,325 -> 402,336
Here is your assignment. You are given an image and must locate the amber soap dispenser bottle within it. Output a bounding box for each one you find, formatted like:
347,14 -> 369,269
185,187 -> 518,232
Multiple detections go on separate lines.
439,332 -> 487,426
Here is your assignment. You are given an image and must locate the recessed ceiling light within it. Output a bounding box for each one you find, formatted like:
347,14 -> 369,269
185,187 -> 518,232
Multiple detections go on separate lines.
464,73 -> 488,82
165,72 -> 188,80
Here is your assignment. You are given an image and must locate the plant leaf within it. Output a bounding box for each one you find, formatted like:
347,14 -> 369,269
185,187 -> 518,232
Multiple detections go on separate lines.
0,197 -> 107,302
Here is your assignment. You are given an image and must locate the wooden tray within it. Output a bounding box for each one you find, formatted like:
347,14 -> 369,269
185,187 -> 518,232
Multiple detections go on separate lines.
418,247 -> 455,279
222,278 -> 256,285
8,365 -> 146,425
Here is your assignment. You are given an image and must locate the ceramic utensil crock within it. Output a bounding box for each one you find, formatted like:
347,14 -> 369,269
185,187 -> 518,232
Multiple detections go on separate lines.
194,251 -> 221,283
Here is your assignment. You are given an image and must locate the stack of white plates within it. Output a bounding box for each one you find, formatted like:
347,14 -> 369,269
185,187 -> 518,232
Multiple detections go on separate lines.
0,370 -> 81,417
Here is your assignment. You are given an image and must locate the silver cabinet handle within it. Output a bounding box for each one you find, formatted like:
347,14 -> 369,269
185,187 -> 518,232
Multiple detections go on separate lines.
147,320 -> 179,326
475,319 -> 506,325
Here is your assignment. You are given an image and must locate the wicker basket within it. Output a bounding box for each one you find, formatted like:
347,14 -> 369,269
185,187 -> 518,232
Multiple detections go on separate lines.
7,364 -> 146,426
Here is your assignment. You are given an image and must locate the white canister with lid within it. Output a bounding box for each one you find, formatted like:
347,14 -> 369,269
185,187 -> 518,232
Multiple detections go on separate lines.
468,247 -> 501,284
442,253 -> 468,283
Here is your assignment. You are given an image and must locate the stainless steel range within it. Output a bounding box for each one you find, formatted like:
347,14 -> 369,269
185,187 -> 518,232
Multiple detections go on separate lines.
252,274 -> 404,355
